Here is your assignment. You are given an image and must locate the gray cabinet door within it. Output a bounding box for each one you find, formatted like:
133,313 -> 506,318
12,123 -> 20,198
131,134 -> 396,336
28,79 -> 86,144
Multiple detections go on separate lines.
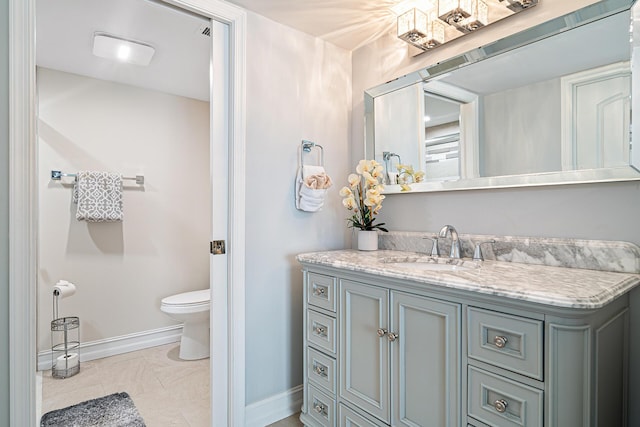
391,291 -> 461,427
340,280 -> 390,424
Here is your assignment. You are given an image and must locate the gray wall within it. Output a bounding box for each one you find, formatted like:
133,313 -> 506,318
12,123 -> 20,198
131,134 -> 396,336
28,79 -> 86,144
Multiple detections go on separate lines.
36,68 -> 211,353
351,0 -> 640,424
482,78 -> 561,176
0,0 -> 10,423
244,11 -> 351,405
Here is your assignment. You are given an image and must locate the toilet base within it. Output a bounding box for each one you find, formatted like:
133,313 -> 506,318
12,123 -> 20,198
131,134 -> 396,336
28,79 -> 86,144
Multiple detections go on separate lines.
179,320 -> 210,360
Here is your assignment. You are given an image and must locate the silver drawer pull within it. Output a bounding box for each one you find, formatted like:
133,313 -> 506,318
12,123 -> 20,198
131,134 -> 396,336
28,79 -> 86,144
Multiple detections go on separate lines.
494,399 -> 508,413
494,335 -> 508,348
314,324 -> 326,336
377,328 -> 387,337
388,332 -> 399,342
313,364 -> 327,377
313,402 -> 327,415
313,285 -> 326,296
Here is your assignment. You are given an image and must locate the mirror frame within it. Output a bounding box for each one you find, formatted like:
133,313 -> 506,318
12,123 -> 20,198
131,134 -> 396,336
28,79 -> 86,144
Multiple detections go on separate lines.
364,0 -> 640,194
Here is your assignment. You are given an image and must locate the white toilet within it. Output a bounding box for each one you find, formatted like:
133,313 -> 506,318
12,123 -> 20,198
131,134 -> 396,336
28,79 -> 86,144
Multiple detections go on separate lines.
160,289 -> 210,360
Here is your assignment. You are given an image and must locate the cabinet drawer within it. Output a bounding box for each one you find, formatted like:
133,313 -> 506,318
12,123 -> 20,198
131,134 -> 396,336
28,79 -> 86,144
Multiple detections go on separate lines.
308,272 -> 337,312
338,403 -> 387,427
308,310 -> 337,355
308,384 -> 336,427
468,366 -> 543,427
468,307 -> 543,380
308,347 -> 336,395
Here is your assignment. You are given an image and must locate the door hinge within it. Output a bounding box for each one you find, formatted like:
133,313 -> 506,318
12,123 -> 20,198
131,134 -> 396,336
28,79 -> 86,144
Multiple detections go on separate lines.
210,240 -> 226,255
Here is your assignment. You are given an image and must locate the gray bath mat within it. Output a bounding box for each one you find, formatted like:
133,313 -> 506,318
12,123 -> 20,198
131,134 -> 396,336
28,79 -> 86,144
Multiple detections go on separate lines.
40,392 -> 146,427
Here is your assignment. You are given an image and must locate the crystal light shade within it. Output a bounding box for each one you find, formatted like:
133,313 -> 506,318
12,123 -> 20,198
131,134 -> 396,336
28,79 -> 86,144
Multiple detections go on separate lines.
423,11 -> 446,48
464,0 -> 488,31
438,0 -> 474,24
503,0 -> 537,9
397,8 -> 430,44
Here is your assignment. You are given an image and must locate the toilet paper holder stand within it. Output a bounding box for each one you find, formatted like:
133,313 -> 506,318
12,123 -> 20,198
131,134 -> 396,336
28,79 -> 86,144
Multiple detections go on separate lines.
51,292 -> 80,379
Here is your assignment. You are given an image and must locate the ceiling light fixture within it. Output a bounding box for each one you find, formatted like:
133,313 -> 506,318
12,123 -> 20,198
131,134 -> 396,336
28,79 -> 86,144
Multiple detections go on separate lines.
397,0 -> 537,54
92,33 -> 155,66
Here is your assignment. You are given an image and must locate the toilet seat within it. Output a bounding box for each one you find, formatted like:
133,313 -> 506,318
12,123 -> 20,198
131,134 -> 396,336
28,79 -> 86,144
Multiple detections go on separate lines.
161,289 -> 210,314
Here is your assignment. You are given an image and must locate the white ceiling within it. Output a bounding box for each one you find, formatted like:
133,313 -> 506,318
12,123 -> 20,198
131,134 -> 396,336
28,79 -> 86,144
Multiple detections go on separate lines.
36,0 -> 212,101
36,0 -> 629,102
439,11 -> 629,95
35,0 -> 426,100
223,0 -> 421,51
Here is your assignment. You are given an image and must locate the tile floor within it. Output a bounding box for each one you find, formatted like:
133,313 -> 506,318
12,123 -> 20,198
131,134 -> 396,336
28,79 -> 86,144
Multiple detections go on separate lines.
267,414 -> 303,427
40,343 -> 303,427
41,343 -> 210,426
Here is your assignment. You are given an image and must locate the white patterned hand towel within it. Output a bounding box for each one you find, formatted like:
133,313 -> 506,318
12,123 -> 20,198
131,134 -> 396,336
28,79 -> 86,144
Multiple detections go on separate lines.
73,171 -> 124,222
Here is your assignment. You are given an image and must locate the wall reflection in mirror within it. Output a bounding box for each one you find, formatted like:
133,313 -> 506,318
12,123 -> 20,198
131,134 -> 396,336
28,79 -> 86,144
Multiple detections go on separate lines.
365,0 -> 640,193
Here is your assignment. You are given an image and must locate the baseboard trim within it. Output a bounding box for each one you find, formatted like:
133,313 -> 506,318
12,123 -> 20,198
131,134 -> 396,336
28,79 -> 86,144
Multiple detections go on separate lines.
37,325 -> 183,371
245,384 -> 303,427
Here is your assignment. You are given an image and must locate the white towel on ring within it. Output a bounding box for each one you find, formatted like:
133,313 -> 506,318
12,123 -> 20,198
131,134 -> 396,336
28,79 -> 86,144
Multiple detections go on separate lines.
296,165 -> 332,212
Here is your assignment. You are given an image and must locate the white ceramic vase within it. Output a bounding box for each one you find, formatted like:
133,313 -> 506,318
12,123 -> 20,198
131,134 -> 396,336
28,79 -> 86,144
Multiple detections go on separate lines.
357,230 -> 378,251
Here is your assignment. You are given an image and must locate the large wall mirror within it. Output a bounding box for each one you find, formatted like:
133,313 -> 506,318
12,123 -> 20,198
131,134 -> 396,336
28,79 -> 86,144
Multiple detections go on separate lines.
365,0 -> 640,193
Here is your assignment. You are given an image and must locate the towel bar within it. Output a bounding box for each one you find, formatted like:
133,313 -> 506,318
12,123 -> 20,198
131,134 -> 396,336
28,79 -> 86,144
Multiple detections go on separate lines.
51,170 -> 145,185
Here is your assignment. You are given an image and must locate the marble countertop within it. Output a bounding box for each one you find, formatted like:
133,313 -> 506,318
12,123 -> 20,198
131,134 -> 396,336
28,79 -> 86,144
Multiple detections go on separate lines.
296,250 -> 640,309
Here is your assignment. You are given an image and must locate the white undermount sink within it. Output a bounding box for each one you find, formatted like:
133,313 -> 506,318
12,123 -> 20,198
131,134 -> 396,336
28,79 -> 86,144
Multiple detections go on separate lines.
381,256 -> 480,272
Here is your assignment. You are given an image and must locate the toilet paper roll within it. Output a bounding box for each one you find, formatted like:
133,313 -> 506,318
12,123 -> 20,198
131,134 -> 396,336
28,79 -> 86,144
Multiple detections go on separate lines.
55,352 -> 79,369
53,280 -> 76,299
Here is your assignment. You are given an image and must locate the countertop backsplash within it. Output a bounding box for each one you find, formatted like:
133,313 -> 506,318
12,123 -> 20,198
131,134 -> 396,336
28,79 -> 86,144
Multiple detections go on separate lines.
378,231 -> 640,274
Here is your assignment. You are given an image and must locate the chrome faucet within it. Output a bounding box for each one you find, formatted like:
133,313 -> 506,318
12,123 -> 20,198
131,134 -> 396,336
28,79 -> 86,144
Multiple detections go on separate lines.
438,225 -> 461,258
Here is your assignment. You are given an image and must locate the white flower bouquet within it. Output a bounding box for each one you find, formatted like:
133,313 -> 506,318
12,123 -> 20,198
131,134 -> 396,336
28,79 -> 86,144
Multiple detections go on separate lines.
339,159 -> 388,232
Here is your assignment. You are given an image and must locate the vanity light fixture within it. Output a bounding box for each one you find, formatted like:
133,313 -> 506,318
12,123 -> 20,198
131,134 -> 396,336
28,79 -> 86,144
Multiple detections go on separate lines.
464,0 -> 489,31
92,33 -> 155,66
438,0 -> 474,24
397,9 -> 446,49
397,0 -> 537,53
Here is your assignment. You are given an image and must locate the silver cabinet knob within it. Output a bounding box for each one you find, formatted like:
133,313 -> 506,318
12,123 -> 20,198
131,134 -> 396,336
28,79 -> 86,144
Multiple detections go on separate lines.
388,332 -> 399,342
313,286 -> 326,296
313,403 -> 326,414
314,325 -> 326,336
494,335 -> 508,348
377,328 -> 388,337
314,364 -> 326,376
494,399 -> 508,413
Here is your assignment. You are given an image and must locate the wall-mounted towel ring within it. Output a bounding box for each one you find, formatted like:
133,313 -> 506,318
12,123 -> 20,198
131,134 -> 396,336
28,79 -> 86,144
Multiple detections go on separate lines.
300,140 -> 324,168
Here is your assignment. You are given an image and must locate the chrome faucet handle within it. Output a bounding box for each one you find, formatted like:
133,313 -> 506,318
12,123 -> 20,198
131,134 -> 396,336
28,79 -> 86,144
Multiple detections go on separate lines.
472,239 -> 496,261
423,236 -> 440,257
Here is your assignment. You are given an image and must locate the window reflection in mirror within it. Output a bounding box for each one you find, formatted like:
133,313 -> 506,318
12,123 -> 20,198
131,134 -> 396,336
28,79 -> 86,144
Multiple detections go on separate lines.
423,92 -> 461,182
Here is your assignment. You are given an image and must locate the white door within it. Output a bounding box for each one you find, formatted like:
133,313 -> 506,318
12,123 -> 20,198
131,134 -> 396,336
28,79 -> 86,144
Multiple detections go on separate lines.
209,18 -> 231,427
561,62 -> 631,170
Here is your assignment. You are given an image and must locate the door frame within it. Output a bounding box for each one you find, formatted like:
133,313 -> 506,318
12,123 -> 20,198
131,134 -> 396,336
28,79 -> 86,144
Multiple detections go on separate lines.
8,0 -> 246,425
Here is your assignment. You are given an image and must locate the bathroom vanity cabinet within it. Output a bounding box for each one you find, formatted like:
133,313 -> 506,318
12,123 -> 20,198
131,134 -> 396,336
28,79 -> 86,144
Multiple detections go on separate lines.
298,250 -> 637,427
